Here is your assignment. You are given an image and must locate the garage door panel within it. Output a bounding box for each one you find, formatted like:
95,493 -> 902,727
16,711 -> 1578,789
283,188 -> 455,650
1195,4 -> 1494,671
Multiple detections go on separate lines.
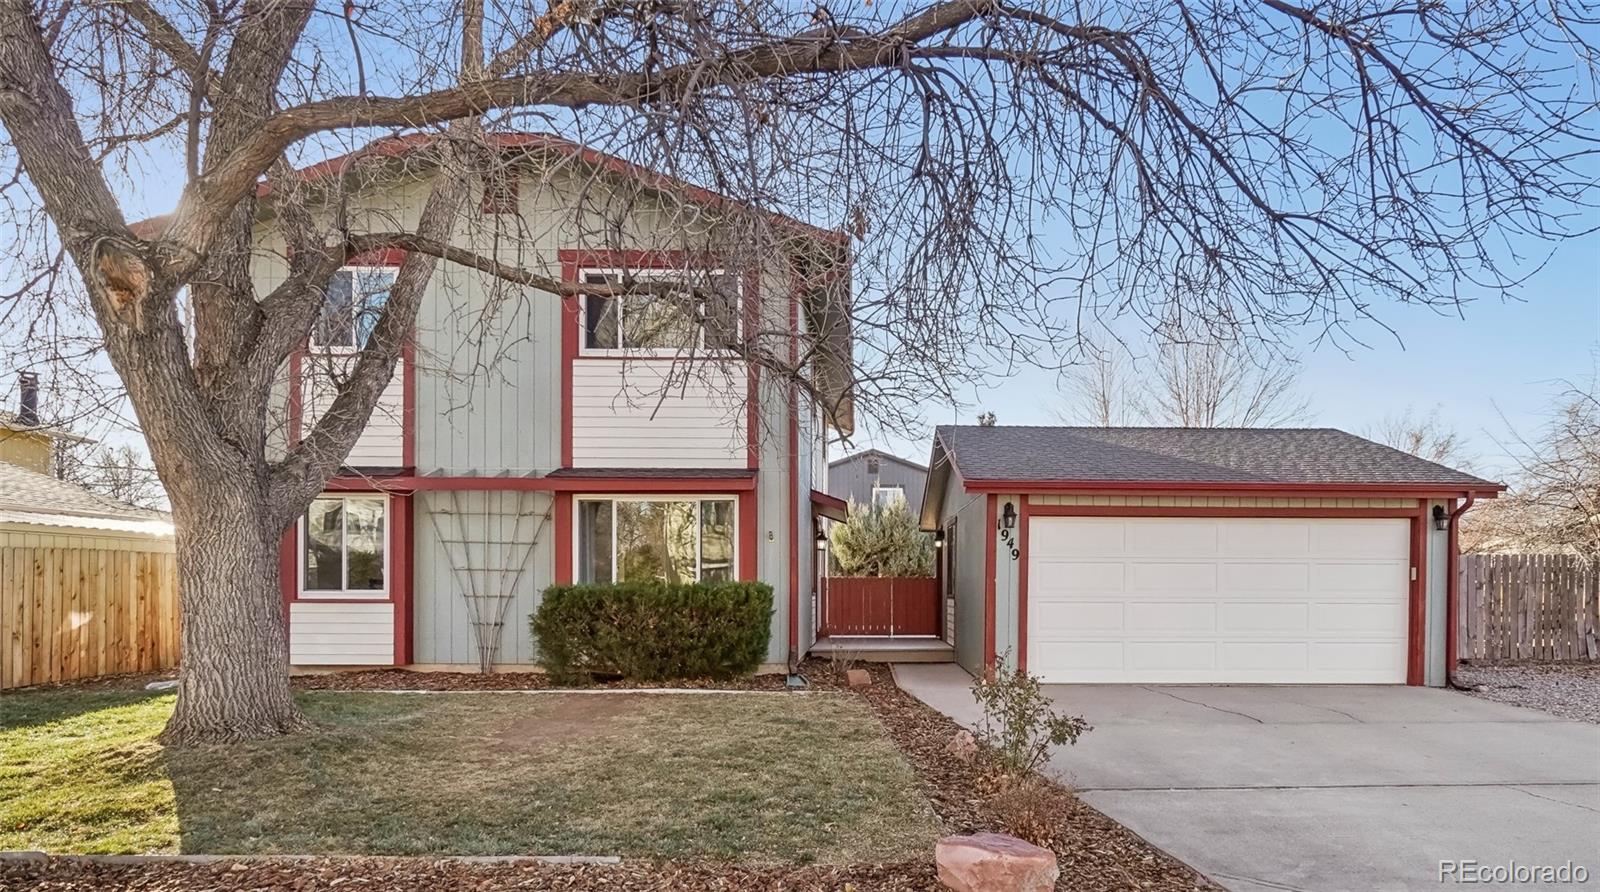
1032,520 -> 1125,556
1027,517 -> 1409,684
1129,520 -> 1218,557
1312,521 -> 1410,560
1314,561 -> 1409,593
1129,562 -> 1217,592
1220,521 -> 1311,558
1126,601 -> 1216,634
1219,601 -> 1310,633
1311,601 -> 1408,634
1218,561 -> 1311,592
1033,561 -> 1125,593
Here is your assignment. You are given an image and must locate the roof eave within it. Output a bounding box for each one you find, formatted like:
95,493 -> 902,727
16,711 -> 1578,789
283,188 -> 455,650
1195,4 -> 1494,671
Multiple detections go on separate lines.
959,479 -> 1507,498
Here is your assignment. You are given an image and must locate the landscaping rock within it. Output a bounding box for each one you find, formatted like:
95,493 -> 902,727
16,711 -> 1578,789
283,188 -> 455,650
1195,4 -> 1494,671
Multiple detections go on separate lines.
935,833 -> 1059,892
947,729 -> 978,763
846,668 -> 872,688
144,680 -> 178,691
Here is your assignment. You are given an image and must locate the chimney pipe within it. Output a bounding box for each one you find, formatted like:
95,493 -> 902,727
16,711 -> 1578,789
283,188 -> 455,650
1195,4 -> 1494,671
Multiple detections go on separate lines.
18,372 -> 39,427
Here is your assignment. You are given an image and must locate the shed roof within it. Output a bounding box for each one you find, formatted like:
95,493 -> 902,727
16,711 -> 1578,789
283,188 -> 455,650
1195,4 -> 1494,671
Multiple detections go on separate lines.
0,462 -> 171,535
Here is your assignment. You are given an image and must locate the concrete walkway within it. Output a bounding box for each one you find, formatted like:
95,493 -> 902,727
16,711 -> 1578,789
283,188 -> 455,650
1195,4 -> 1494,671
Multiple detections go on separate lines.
894,663 -> 1600,892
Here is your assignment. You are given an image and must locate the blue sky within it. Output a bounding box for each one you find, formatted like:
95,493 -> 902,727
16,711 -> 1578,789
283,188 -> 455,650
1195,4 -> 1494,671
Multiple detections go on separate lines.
878,239 -> 1600,481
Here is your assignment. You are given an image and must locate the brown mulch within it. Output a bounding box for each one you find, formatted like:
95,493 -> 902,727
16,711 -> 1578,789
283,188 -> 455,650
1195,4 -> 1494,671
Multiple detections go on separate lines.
291,667 -> 797,691
0,661 -> 1210,891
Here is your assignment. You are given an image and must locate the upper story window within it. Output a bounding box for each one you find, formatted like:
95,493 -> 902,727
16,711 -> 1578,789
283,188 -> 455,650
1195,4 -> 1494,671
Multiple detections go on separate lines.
580,269 -> 740,354
302,494 -> 387,596
871,485 -> 906,509
314,266 -> 396,350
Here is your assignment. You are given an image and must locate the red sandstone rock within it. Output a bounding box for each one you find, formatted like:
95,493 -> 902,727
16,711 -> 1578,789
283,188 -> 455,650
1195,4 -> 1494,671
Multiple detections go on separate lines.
935,833 -> 1059,892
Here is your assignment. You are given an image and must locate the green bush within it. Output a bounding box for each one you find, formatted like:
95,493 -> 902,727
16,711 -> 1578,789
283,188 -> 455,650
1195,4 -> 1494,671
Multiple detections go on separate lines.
828,500 -> 935,577
532,581 -> 774,683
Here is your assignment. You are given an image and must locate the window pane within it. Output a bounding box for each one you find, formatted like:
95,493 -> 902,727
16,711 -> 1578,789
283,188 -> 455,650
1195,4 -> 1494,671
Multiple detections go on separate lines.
583,273 -> 618,349
351,269 -> 394,348
304,499 -> 344,590
663,501 -> 696,584
314,271 -> 355,347
616,501 -> 668,583
578,500 -> 614,584
344,497 -> 385,590
702,274 -> 741,349
622,292 -> 697,349
699,499 -> 735,582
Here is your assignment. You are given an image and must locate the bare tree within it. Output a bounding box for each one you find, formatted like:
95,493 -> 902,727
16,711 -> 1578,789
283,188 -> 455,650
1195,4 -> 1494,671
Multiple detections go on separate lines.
1058,339 -> 1310,427
1467,374 -> 1600,557
0,0 -> 1595,741
1366,406 -> 1472,469
54,442 -> 166,510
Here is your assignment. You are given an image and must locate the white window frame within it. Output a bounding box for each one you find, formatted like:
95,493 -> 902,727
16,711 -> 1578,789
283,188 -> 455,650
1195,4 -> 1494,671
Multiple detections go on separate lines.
298,493 -> 390,600
312,265 -> 397,353
872,485 -> 907,508
577,267 -> 742,357
574,494 -> 739,584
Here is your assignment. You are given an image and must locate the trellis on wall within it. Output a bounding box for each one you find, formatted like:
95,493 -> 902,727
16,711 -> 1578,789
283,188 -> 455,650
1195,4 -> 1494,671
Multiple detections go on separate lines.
425,490 -> 550,672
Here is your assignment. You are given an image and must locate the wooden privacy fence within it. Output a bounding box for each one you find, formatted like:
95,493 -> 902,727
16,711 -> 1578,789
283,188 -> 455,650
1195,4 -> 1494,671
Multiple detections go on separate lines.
1,540 -> 180,689
821,576 -> 940,637
1458,554 -> 1599,663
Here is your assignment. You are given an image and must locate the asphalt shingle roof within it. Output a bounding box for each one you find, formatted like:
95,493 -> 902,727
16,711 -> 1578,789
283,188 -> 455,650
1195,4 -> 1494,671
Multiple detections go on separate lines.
935,426 -> 1498,488
0,462 -> 169,525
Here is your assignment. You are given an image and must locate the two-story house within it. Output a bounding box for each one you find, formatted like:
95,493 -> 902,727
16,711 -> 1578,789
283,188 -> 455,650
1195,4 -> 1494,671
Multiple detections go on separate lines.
257,134 -> 851,674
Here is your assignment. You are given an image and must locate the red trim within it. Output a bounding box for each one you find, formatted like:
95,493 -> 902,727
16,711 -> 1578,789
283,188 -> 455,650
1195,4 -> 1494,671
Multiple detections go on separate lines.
983,495 -> 997,672
347,247 -> 408,267
810,489 -> 848,521
739,491 -> 758,580
965,480 -> 1504,497
1027,505 -> 1424,519
560,254 -> 579,469
1409,509 -> 1427,685
479,173 -> 518,214
286,349 -> 304,445
553,493 -> 573,584
400,337 -> 417,469
278,529 -> 298,609
786,290 -> 800,667
320,474 -> 756,493
391,493 -> 414,665
1017,497 -> 1030,673
1446,494 -> 1476,679
294,596 -> 394,605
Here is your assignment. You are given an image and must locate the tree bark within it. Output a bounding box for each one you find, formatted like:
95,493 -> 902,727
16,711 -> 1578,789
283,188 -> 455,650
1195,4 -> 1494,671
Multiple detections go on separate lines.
158,475 -> 309,745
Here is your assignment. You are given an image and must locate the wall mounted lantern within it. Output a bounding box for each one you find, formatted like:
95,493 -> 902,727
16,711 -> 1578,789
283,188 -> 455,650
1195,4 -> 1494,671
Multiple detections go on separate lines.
1432,504 -> 1448,532
1001,501 -> 1017,530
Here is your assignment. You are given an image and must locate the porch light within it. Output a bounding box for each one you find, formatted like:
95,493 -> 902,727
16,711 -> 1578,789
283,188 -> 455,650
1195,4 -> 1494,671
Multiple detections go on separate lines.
1432,504 -> 1448,532
934,530 -> 945,549
1001,502 -> 1017,530
815,521 -> 829,544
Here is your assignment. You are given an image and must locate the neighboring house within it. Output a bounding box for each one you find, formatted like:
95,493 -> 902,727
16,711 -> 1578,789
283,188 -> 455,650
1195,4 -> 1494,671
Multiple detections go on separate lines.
828,448 -> 928,511
0,373 -> 89,475
920,426 -> 1504,687
243,134 -> 852,672
0,461 -> 177,689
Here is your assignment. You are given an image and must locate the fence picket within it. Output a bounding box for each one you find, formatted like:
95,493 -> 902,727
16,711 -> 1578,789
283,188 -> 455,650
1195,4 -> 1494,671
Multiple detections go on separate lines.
1458,554 -> 1597,664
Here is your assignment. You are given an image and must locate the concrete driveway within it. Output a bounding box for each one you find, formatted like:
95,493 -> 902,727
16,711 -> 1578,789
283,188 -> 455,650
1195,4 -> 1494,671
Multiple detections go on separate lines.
895,663 -> 1600,892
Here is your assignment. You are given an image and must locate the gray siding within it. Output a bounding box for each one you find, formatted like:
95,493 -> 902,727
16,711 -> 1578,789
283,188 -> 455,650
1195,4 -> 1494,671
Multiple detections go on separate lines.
828,452 -> 927,511
1424,499 -> 1449,687
993,495 -> 1021,670
943,474 -> 989,674
413,490 -> 555,665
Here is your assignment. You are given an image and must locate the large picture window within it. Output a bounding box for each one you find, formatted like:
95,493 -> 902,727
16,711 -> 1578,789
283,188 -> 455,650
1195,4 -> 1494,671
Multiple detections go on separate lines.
303,494 -> 387,595
314,267 -> 396,349
580,269 -> 739,353
577,497 -> 736,584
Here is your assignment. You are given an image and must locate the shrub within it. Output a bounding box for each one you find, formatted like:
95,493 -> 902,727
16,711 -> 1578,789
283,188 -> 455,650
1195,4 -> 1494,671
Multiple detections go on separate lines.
532,581 -> 773,683
828,500 -> 935,576
971,659 -> 1091,776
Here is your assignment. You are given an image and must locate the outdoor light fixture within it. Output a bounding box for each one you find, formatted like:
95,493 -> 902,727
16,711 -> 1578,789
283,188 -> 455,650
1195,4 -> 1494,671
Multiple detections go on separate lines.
934,530 -> 945,549
1433,504 -> 1449,532
815,521 -> 829,544
1001,502 -> 1017,530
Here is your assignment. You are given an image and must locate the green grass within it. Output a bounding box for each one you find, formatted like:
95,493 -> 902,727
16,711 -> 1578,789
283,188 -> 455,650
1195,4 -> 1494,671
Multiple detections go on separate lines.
0,689 -> 940,863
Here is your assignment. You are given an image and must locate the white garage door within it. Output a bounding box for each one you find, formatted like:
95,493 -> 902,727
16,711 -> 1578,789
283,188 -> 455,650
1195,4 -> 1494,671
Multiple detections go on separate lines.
1027,517 -> 1410,684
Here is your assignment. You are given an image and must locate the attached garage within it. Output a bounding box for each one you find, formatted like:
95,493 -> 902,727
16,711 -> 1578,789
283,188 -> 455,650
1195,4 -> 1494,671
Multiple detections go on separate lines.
920,426 -> 1504,686
1026,516 -> 1409,684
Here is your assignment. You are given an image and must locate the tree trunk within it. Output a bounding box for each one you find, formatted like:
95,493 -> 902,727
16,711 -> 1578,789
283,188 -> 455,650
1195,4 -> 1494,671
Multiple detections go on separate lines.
158,477 -> 310,745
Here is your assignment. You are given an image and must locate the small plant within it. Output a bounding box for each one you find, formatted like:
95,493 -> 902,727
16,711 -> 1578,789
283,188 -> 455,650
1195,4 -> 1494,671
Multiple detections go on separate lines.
988,774 -> 1065,847
971,657 -> 1091,776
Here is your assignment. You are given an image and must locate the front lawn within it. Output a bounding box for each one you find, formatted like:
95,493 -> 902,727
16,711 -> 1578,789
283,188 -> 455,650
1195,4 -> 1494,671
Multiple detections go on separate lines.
0,689 -> 940,863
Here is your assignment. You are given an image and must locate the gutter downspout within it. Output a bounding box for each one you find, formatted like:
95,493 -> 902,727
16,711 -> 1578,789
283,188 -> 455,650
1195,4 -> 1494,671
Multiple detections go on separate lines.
1445,492 -> 1477,688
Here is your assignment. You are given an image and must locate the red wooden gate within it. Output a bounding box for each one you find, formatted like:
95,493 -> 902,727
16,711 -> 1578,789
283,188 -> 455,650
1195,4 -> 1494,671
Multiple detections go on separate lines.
821,577 -> 940,636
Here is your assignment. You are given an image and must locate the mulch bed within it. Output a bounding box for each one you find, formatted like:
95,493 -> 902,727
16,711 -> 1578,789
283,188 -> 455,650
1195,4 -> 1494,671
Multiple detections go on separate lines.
0,661 -> 1210,891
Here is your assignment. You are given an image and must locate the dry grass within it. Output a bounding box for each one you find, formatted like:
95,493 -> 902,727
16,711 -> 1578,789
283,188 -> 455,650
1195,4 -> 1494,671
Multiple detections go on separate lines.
0,689 -> 940,862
